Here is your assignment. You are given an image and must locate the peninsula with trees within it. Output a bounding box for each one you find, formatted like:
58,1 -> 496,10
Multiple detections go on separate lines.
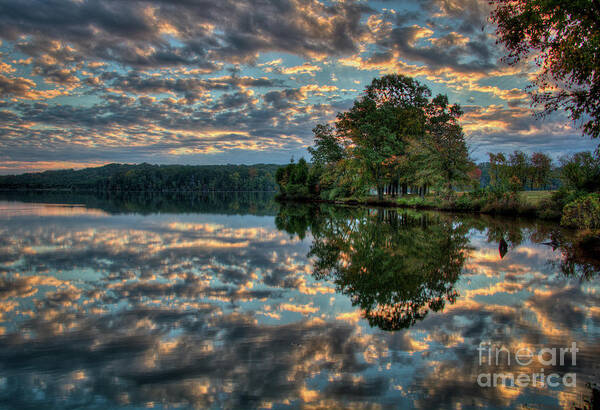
276,74 -> 600,233
278,0 -> 600,234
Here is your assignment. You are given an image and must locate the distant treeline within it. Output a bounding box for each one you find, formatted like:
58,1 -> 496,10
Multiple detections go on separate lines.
477,151 -> 562,190
0,163 -> 280,192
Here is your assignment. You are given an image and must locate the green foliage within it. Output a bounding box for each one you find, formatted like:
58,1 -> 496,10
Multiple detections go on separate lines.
553,187 -> 586,209
310,74 -> 473,201
393,189 -> 533,215
487,151 -> 554,191
540,151 -> 600,222
396,195 -> 428,208
336,74 -> 431,199
481,154 -> 560,190
319,158 -> 370,200
536,188 -> 584,220
490,0 -> 600,140
531,152 -> 553,189
488,152 -> 507,188
307,124 -> 344,166
561,194 -> 600,229
481,191 -> 535,215
0,163 -> 280,192
452,192 -> 485,212
275,158 -> 311,199
414,94 -> 473,191
560,151 -> 600,192
307,164 -> 323,196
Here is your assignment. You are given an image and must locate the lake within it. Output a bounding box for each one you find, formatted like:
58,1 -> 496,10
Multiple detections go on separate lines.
0,192 -> 598,409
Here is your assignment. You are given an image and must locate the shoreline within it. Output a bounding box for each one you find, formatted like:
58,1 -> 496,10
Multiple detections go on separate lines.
275,194 -> 559,220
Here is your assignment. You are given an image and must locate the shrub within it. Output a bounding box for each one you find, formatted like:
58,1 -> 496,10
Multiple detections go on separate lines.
560,151 -> 600,192
395,195 -> 437,209
552,187 -> 587,208
481,191 -> 526,215
452,193 -> 482,211
536,199 -> 562,220
284,183 -> 310,199
535,188 -> 581,220
561,194 -> 600,229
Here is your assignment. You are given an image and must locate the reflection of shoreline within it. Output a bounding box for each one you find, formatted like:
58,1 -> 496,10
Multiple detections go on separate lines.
0,201 -> 109,217
275,195 -> 555,221
0,191 -> 279,216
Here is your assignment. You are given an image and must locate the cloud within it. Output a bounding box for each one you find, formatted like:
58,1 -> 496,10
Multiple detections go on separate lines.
263,88 -> 304,109
281,63 -> 321,75
0,0 -> 593,172
0,0 -> 371,67
0,74 -> 66,99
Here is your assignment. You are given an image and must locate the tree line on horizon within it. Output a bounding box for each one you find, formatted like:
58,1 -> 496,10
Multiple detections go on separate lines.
0,163 -> 280,192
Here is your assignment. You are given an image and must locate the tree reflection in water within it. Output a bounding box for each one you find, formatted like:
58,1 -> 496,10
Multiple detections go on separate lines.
471,214 -> 600,281
276,203 -> 600,331
276,204 -> 471,331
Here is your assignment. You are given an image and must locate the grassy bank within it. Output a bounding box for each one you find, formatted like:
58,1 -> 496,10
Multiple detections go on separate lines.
521,191 -> 554,206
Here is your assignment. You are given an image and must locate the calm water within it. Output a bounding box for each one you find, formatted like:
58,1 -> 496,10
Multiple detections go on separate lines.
0,193 -> 599,409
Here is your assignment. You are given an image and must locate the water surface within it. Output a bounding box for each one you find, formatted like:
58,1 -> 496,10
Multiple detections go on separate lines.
0,193 -> 598,409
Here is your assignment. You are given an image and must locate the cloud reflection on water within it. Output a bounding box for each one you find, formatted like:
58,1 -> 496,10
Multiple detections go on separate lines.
0,199 -> 598,408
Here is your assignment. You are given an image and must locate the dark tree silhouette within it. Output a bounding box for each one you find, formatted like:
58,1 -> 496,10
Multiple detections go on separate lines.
490,0 -> 600,140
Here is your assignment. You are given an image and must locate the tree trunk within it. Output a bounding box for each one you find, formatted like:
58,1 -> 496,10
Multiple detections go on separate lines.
377,185 -> 384,200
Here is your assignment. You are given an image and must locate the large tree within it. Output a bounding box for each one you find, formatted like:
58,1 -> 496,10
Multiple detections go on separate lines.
490,0 -> 600,139
508,150 -> 530,189
410,94 -> 472,193
336,75 -> 430,200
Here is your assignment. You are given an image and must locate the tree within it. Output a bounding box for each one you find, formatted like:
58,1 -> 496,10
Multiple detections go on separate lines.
560,151 -> 600,192
412,94 -> 472,193
530,152 -> 552,189
317,157 -> 369,200
276,158 -> 313,199
291,158 -> 309,186
307,124 -> 345,166
488,151 -> 552,191
488,152 -> 507,188
508,150 -> 530,190
490,0 -> 600,140
0,163 -> 282,192
336,75 -> 430,200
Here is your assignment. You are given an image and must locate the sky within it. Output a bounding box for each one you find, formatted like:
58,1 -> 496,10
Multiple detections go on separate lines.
0,0 -> 597,175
